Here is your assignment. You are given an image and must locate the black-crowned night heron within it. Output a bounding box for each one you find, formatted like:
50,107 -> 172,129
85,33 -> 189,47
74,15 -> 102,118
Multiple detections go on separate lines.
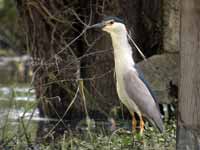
90,17 -> 164,134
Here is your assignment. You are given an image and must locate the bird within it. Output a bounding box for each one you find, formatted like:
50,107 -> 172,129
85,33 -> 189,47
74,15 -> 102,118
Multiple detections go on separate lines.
89,16 -> 164,134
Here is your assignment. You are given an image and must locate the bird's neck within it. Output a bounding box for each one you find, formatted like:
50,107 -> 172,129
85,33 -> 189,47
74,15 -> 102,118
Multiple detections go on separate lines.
110,33 -> 135,73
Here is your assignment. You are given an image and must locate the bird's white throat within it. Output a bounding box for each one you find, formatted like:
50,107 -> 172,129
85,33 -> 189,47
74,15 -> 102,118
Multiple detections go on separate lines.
110,32 -> 135,74
109,31 -> 140,116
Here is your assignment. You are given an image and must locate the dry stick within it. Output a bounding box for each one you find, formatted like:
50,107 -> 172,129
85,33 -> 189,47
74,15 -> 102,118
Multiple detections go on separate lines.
31,26 -> 88,77
53,34 -> 105,72
88,0 -> 93,26
44,86 -> 79,139
31,46 -> 109,86
20,118 -> 32,147
27,5 -> 94,85
127,33 -> 147,61
33,74 -> 110,101
79,79 -> 89,118
79,79 -> 93,142
33,0 -> 66,24
69,3 -> 93,46
29,8 -> 99,89
30,18 -> 91,85
69,8 -> 90,28
45,96 -> 67,127
31,69 -> 114,92
54,7 -> 94,57
30,39 -> 112,95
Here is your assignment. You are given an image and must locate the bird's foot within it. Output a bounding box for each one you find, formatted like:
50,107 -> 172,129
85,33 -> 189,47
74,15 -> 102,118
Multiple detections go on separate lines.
139,116 -> 144,136
132,113 -> 137,134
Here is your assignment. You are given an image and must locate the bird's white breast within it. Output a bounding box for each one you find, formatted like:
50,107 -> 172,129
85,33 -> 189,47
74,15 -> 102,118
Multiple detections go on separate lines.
114,53 -> 141,115
115,64 -> 141,116
110,32 -> 141,115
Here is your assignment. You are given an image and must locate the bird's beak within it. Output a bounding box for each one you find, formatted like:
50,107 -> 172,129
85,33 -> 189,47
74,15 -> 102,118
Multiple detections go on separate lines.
88,22 -> 105,29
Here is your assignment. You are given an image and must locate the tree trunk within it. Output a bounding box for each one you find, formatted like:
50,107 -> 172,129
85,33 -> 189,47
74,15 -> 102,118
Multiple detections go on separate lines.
177,0 -> 200,149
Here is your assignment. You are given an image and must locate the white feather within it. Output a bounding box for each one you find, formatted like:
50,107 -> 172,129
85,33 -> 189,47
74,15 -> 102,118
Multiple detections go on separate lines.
105,23 -> 141,116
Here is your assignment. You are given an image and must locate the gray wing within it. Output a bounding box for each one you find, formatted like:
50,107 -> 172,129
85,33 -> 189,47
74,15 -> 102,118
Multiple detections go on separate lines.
124,69 -> 164,132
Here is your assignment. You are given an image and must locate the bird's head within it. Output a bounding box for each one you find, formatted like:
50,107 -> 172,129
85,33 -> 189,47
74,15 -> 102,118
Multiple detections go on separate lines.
89,17 -> 127,35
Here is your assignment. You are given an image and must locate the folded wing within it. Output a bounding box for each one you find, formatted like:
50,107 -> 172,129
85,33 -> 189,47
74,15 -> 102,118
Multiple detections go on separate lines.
123,69 -> 164,132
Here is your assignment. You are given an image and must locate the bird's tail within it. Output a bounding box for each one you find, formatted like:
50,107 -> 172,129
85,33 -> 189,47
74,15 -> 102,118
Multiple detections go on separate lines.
152,112 -> 164,133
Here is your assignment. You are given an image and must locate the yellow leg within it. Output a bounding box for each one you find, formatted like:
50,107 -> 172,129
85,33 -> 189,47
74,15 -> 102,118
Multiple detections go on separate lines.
139,116 -> 145,135
132,113 -> 137,132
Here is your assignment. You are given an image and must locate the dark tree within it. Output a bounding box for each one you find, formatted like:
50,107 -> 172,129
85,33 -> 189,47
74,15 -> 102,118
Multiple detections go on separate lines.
177,0 -> 200,149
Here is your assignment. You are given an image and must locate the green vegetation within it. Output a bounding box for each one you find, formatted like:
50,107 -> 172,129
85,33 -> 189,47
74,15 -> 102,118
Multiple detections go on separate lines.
0,120 -> 175,150
0,85 -> 175,150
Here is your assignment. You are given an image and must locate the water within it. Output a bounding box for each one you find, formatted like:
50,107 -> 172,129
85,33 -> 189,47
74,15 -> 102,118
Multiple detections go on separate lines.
0,85 -> 38,120
0,84 -> 118,129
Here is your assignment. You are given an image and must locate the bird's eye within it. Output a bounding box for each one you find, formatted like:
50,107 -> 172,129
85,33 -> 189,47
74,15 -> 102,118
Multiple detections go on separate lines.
109,21 -> 114,25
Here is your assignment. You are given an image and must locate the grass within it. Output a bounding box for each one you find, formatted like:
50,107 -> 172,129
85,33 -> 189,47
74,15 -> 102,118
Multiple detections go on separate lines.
0,117 -> 176,150
0,85 -> 176,150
